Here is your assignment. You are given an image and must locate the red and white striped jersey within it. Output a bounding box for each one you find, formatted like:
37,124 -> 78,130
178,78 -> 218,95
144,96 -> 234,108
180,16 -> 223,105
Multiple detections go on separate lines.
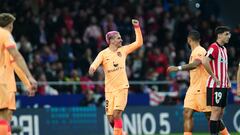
206,42 -> 229,88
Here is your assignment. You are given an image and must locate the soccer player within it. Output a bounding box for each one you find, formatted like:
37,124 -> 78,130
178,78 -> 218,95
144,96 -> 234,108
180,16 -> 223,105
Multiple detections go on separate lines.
203,26 -> 231,135
167,30 -> 229,135
89,19 -> 143,135
237,62 -> 240,96
0,13 -> 37,135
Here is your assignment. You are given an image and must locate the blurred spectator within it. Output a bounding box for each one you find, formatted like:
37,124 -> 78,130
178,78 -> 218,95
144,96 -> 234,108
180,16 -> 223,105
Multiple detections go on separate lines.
17,35 -> 33,63
80,90 -> 96,106
101,14 -> 117,34
80,74 -> 95,93
37,73 -> 59,95
65,69 -> 81,94
83,16 -> 103,50
59,37 -> 75,73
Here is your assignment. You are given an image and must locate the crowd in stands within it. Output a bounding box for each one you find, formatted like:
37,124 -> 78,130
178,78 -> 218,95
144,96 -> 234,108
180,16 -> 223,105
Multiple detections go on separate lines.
1,0 -> 240,105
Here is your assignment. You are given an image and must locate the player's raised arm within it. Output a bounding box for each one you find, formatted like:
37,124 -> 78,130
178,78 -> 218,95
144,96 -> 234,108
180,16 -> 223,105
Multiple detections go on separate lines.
124,19 -> 143,55
89,52 -> 103,76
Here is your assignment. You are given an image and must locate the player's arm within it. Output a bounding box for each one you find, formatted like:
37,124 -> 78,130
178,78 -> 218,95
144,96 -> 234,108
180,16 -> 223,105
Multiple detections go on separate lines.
167,59 -> 201,72
124,19 -> 143,55
4,32 -> 37,92
89,52 -> 103,76
227,74 -> 231,88
202,56 -> 220,86
202,46 -> 220,86
13,63 -> 35,96
13,63 -> 31,89
7,47 -> 37,92
8,47 -> 33,79
237,63 -> 240,96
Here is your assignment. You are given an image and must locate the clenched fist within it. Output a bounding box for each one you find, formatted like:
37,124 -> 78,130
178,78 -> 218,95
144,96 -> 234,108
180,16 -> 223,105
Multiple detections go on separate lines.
132,19 -> 139,27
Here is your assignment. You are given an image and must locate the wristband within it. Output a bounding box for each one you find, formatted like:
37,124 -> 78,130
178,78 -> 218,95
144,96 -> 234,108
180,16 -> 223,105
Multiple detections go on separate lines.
177,66 -> 182,71
134,25 -> 140,28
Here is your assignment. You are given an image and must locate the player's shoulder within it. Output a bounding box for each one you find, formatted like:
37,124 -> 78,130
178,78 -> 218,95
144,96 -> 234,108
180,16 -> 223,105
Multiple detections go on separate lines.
193,45 -> 206,54
98,48 -> 110,56
119,45 -> 129,53
209,42 -> 219,49
0,27 -> 10,36
196,45 -> 206,51
199,45 -> 207,53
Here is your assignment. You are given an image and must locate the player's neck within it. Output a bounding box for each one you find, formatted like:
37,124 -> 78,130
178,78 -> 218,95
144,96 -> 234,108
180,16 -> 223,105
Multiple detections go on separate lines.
108,45 -> 118,52
2,27 -> 11,32
190,43 -> 199,50
216,39 -> 224,46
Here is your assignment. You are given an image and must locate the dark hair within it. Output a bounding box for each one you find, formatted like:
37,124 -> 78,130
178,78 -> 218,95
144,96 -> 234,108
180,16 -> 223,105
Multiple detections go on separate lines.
215,26 -> 230,35
188,30 -> 200,41
0,13 -> 16,27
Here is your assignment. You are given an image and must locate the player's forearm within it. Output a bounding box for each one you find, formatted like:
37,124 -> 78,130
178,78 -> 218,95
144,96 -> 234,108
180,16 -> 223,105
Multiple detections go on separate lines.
14,54 -> 33,79
90,60 -> 101,71
202,58 -> 215,77
90,52 -> 103,71
181,63 -> 197,71
181,60 -> 201,71
90,64 -> 97,71
133,26 -> 143,47
13,63 -> 31,89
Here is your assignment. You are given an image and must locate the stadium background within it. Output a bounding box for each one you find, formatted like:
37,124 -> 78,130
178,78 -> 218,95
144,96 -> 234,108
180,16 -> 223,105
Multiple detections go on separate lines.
0,0 -> 240,134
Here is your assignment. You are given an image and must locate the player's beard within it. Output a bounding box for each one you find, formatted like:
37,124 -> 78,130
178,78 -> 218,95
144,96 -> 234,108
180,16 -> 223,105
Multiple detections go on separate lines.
225,38 -> 230,44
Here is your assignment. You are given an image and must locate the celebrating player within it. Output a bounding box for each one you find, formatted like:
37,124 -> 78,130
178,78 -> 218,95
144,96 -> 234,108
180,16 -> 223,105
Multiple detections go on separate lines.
89,19 -> 143,135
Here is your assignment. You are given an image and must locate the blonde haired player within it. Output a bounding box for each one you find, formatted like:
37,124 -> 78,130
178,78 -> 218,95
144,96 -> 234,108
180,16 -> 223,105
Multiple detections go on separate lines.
168,30 -> 229,135
89,19 -> 143,135
0,13 -> 37,135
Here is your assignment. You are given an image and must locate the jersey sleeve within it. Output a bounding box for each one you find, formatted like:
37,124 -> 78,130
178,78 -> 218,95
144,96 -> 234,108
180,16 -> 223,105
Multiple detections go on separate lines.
193,48 -> 206,63
123,26 -> 143,55
90,51 -> 103,70
206,44 -> 218,60
3,31 -> 16,49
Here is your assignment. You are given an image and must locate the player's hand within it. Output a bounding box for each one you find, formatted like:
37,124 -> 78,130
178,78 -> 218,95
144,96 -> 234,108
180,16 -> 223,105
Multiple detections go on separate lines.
167,66 -> 178,72
212,76 -> 220,86
132,19 -> 139,27
27,89 -> 35,97
227,82 -> 232,88
88,66 -> 95,76
28,77 -> 37,97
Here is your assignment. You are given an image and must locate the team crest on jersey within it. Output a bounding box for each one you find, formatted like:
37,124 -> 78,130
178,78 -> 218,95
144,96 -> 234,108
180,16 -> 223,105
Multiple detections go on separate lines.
113,61 -> 118,67
117,52 -> 122,57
